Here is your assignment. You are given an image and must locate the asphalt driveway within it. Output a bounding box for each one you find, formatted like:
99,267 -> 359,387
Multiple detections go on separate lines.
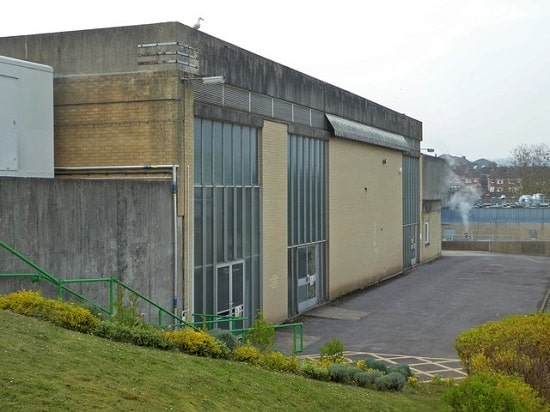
276,251 -> 550,362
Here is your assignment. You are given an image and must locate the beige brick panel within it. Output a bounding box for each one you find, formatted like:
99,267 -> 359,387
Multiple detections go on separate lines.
328,138 -> 403,299
261,121 -> 288,323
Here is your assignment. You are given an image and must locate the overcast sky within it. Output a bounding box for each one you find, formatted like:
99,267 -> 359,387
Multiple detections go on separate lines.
2,0 -> 549,161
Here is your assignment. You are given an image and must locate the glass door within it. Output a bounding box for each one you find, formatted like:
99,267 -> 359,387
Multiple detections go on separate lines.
297,245 -> 318,312
216,261 -> 244,329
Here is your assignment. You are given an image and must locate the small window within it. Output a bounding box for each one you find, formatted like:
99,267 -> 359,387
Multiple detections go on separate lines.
424,222 -> 430,245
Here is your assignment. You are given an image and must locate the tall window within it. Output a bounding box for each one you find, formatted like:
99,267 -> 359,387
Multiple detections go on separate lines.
287,134 -> 327,315
194,118 -> 260,324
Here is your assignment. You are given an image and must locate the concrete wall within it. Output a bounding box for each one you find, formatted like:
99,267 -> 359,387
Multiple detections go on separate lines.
0,22 -> 421,142
328,138 -> 403,298
443,221 -> 549,241
443,240 -> 550,257
261,121 -> 288,323
0,177 -> 179,321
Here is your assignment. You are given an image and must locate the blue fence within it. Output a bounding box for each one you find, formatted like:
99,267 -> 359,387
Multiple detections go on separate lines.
442,207 -> 550,224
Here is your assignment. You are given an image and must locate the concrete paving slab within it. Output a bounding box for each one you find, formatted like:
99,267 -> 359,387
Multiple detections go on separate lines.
303,306 -> 369,321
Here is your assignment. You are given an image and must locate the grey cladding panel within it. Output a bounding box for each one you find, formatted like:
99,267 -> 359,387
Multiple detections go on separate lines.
326,113 -> 409,151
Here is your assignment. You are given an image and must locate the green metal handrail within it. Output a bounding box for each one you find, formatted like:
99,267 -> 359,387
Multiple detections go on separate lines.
1,241 -> 304,349
191,313 -> 304,354
0,240 -> 196,330
233,323 -> 305,354
59,277 -> 197,329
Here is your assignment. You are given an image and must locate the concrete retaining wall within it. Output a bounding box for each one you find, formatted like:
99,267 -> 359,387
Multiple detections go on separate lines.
0,177 -> 179,321
443,240 -> 550,257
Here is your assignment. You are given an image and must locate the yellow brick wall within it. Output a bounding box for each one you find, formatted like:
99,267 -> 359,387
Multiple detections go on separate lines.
328,138 -> 403,298
54,71 -> 182,167
420,201 -> 442,262
261,121 -> 288,323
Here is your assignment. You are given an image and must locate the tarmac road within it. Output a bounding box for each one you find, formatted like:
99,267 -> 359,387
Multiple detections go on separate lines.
277,251 -> 550,363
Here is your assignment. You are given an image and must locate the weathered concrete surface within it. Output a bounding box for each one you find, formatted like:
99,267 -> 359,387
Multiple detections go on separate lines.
0,22 -> 421,141
444,240 -> 550,257
0,177 -> 178,321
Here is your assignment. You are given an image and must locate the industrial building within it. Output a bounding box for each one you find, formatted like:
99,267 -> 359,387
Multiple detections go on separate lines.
0,22 -> 442,326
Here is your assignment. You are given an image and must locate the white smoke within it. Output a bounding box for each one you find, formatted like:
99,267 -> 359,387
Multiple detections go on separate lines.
447,186 -> 481,233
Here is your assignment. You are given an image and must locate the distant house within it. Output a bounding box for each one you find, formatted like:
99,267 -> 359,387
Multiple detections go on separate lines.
442,154 -> 521,201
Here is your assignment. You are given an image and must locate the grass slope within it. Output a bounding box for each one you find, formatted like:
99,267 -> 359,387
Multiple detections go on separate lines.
0,310 -> 448,411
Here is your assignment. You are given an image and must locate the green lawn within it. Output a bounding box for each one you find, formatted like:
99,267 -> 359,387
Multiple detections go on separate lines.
0,310 -> 449,411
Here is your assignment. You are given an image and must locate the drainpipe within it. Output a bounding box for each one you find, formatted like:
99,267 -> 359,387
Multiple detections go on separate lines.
171,165 -> 178,317
55,164 -> 181,318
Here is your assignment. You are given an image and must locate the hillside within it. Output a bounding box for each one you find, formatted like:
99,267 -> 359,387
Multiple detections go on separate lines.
0,310 -> 448,411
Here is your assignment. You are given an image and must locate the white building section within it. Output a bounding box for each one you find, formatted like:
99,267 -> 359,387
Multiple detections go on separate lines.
0,56 -> 53,178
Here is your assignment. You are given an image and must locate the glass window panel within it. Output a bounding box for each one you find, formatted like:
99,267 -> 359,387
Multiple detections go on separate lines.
193,267 -> 204,315
244,188 -> 251,256
203,120 -> 213,185
298,247 -> 307,279
217,266 -> 230,313
242,127 -> 251,185
213,122 -> 223,185
194,118 -> 202,184
304,138 -> 310,243
287,135 -> 294,246
307,245 -> 316,276
320,143 -> 326,239
251,129 -> 258,185
223,123 -> 233,185
227,188 -> 234,261
312,139 -> 319,241
233,125 -> 242,185
205,265 -> 214,314
292,136 -> 298,245
297,136 -> 304,244
215,187 -> 224,262
204,187 -> 214,265
298,285 -> 307,302
194,187 -> 203,264
232,263 -> 244,307
236,187 -> 243,259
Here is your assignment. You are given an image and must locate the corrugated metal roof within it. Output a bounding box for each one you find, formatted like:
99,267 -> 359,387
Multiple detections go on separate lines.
326,113 -> 410,151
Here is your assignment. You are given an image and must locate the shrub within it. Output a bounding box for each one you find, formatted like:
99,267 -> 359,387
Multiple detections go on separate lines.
327,364 -> 355,384
443,371 -> 549,412
245,311 -> 274,352
358,369 -> 383,387
355,371 -> 375,388
208,328 -> 239,351
262,351 -> 299,372
319,338 -> 345,363
165,329 -> 229,358
375,372 -> 406,391
364,358 -> 388,373
0,290 -> 97,333
92,321 -> 173,349
455,312 -> 550,401
387,363 -> 413,379
297,360 -> 330,381
233,344 -> 263,364
111,287 -> 144,327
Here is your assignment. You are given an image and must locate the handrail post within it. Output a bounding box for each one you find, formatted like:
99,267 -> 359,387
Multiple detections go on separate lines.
109,278 -> 115,317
